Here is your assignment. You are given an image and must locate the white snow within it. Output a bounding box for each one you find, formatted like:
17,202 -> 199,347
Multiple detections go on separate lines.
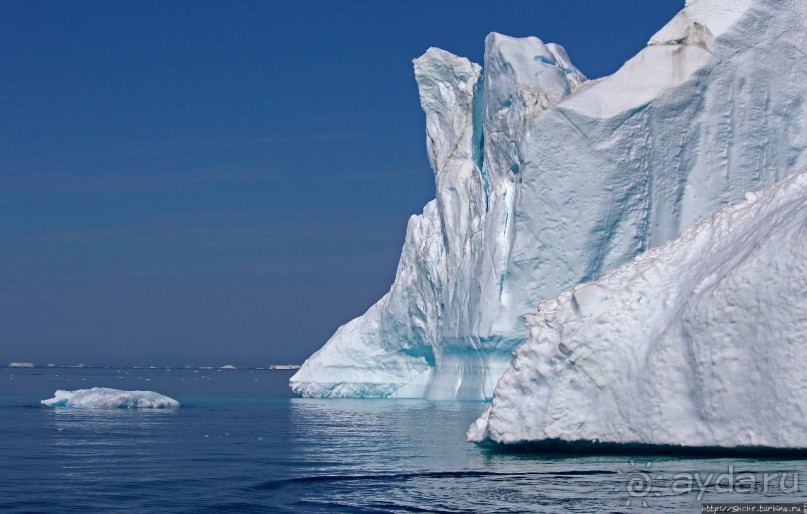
291,0 -> 807,400
679,0 -> 755,39
468,168 -> 807,448
41,388 -> 180,409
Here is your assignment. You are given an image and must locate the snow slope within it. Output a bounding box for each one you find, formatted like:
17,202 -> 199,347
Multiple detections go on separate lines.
468,168 -> 807,448
42,388 -> 180,409
291,0 -> 807,400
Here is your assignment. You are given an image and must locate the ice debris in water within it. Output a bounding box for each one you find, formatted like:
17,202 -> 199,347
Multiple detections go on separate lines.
41,388 -> 180,409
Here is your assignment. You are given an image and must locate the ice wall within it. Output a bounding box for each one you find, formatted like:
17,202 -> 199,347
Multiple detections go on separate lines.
469,168 -> 807,448
291,0 -> 807,400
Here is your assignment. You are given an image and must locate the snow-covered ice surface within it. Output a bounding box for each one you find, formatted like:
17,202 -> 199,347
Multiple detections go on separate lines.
291,0 -> 807,400
41,388 -> 180,409
468,168 -> 807,448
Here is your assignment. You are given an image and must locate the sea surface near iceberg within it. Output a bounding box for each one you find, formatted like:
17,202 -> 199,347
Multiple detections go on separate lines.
2,367 -> 804,513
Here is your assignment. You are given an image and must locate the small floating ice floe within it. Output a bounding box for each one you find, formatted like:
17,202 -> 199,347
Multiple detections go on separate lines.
41,387 -> 180,409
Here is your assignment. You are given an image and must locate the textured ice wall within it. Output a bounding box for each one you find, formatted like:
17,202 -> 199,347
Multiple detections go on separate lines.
291,0 -> 807,400
468,168 -> 807,448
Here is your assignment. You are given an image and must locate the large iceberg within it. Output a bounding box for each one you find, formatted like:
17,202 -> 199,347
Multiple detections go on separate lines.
42,388 -> 180,409
468,168 -> 807,448
291,0 -> 807,400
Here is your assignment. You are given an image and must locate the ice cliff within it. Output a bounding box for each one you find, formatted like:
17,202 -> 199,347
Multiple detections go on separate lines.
42,388 -> 180,409
291,0 -> 807,400
468,168 -> 807,448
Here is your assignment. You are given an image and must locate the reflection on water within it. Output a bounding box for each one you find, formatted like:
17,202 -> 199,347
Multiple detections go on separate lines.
51,408 -> 177,453
47,409 -> 179,503
289,399 -> 484,471
2,368 -> 806,513
280,399 -> 807,513
52,406 -> 178,425
283,400 -> 615,512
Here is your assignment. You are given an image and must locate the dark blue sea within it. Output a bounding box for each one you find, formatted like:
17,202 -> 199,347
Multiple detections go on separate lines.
2,367 -> 805,513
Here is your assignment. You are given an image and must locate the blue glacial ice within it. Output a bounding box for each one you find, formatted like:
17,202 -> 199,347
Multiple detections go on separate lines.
292,0 -> 807,400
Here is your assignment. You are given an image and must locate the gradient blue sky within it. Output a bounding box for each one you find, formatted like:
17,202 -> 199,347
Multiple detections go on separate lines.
0,0 -> 682,367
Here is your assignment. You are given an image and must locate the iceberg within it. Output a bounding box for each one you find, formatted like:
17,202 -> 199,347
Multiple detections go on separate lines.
468,168 -> 807,448
291,0 -> 807,400
41,388 -> 180,409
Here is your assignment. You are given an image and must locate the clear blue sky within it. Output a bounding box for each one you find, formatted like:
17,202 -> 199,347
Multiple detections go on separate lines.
0,0 -> 682,367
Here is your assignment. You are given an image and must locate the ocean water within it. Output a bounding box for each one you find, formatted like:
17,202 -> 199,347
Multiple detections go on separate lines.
2,367 -> 805,513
